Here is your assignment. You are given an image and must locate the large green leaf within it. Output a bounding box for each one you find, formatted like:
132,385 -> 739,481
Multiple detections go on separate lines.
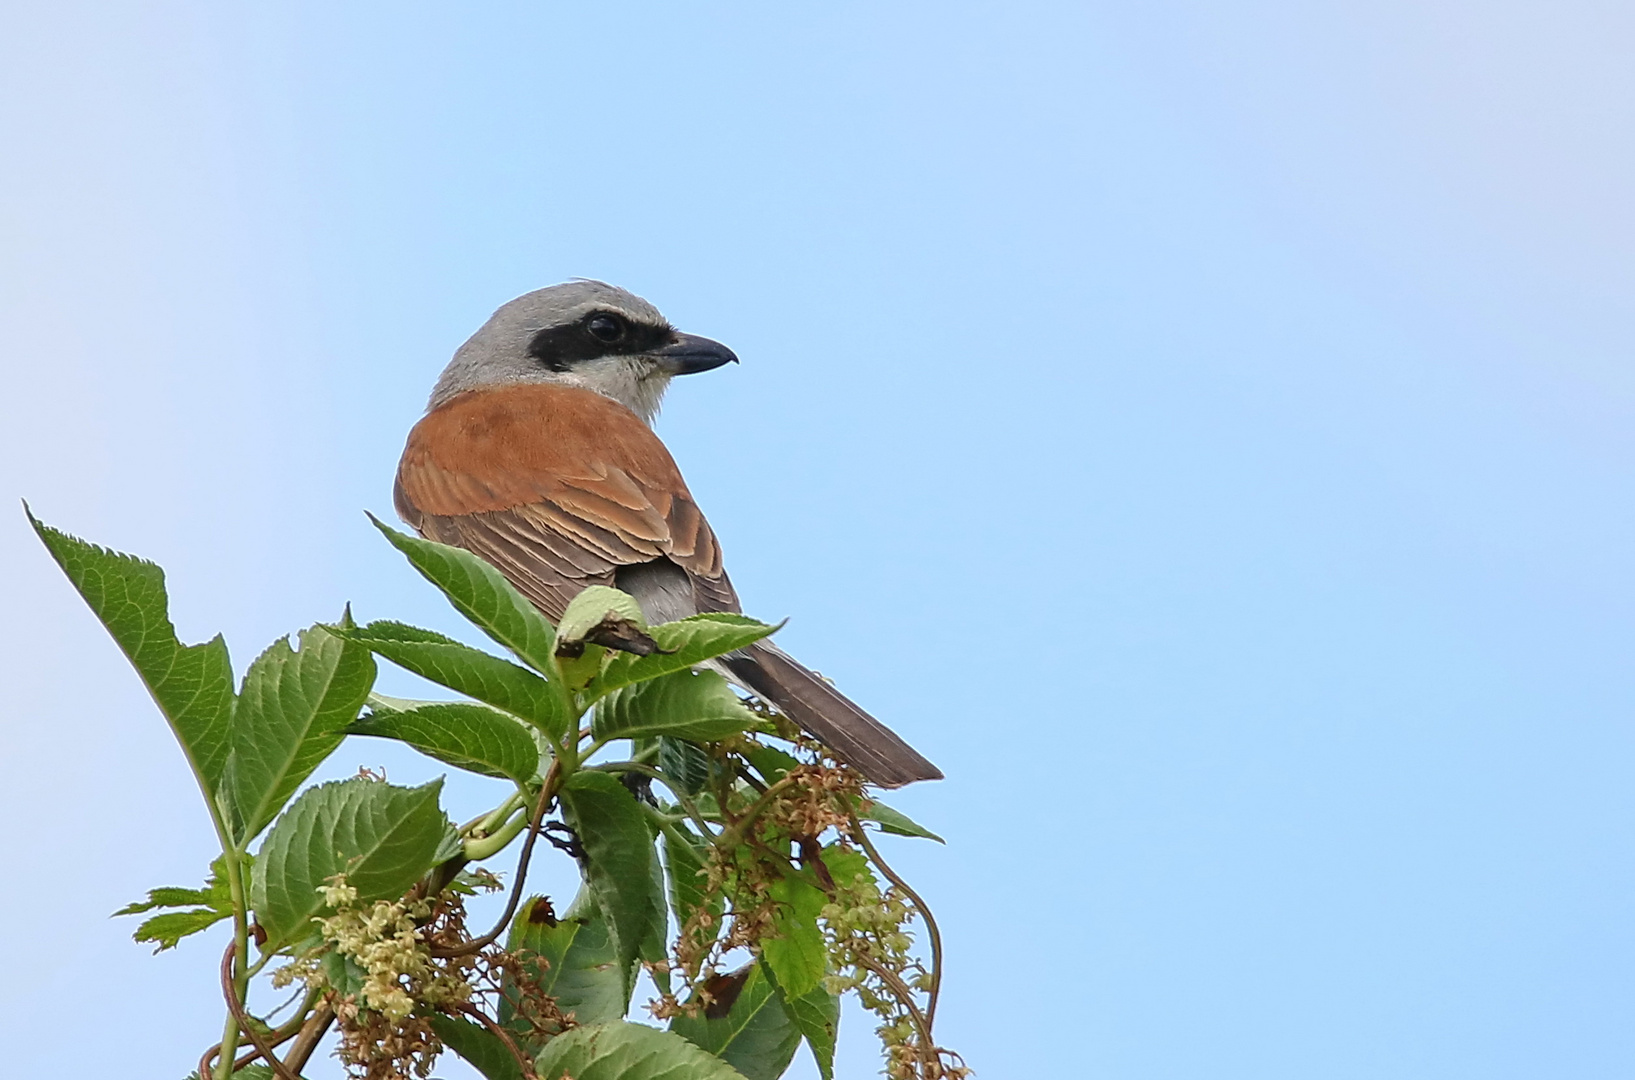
593,670 -> 758,744
251,778 -> 450,944
504,889 -> 629,1029
660,821 -> 720,955
558,772 -> 667,997
350,700 -> 538,785
534,1021 -> 750,1080
763,966 -> 840,1080
759,875 -> 826,1000
29,511 -> 235,804
342,620 -> 569,740
669,964 -> 801,1080
588,614 -> 778,701
227,627 -> 376,842
368,516 -> 558,674
429,1014 -> 524,1080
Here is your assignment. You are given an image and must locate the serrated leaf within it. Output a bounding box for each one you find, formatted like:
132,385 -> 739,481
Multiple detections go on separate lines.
132,907 -> 232,953
589,614 -> 778,701
534,1021 -> 751,1080
251,777 -> 450,944
670,963 -> 801,1080
860,801 -> 945,843
760,875 -> 826,1000
29,510 -> 235,803
350,701 -> 538,785
762,965 -> 840,1080
661,821 -> 720,962
504,889 -> 629,1030
368,516 -> 558,674
558,772 -> 667,999
113,886 -> 214,916
227,626 -> 376,842
343,621 -> 569,740
116,856 -> 232,916
658,737 -> 712,795
594,670 -> 758,744
430,1014 -> 525,1080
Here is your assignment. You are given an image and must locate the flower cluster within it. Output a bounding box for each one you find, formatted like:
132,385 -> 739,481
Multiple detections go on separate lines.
272,875 -> 478,1079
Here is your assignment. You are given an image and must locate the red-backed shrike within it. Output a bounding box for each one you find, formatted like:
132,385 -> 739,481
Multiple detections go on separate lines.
395,281 -> 941,788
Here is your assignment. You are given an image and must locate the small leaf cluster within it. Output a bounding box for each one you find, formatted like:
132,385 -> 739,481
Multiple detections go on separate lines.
31,506 -> 960,1080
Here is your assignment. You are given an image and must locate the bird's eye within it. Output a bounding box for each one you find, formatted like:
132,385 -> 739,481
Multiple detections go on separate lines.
586,314 -> 625,343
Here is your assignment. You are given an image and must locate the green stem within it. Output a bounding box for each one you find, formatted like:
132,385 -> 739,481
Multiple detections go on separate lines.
463,804 -> 531,861
591,761 -> 718,839
215,849 -> 251,1080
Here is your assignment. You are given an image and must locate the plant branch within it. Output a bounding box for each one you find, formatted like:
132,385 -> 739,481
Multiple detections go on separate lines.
450,1002 -> 537,1080
220,942 -> 302,1080
851,810 -> 945,1030
432,762 -> 558,959
282,1001 -> 336,1076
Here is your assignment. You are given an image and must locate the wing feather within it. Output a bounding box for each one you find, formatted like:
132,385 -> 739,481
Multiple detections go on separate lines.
394,383 -> 735,620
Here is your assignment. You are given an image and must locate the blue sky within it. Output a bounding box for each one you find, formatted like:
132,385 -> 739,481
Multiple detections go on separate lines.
2,2 -> 1631,1077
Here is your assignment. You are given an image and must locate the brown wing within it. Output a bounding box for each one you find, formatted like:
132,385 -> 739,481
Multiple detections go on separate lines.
394,383 -> 739,621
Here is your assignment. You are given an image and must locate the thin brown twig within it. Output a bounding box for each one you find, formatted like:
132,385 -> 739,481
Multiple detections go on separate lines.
432,768 -> 556,959
220,942 -> 303,1080
450,1002 -> 538,1079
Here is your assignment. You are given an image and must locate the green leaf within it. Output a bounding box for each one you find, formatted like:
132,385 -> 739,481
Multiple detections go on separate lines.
759,874 -> 826,1000
116,855 -> 236,952
504,889 -> 629,1028
429,1014 -> 524,1080
558,772 -> 667,997
669,964 -> 801,1080
368,515 -> 558,674
342,620 -> 570,740
742,744 -> 799,787
763,966 -> 841,1080
350,701 -> 538,785
113,886 -> 216,916
227,626 -> 377,842
589,614 -> 778,701
251,777 -> 450,944
534,1021 -> 751,1080
131,907 -> 231,953
557,586 -> 648,646
658,737 -> 712,795
29,510 -> 235,806
860,801 -> 945,844
594,670 -> 758,744
660,822 -> 720,953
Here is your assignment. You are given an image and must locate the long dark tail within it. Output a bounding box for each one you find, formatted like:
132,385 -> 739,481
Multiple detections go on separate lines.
720,641 -> 943,788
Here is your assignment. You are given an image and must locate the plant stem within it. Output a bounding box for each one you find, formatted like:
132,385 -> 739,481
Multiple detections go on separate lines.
590,760 -> 718,839
850,813 -> 945,1030
462,804 -> 530,861
214,849 -> 252,1080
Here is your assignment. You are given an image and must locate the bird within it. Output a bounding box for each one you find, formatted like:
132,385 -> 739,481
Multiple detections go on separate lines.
393,280 -> 942,788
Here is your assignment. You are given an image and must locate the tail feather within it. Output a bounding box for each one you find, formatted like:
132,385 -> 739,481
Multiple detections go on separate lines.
721,641 -> 943,788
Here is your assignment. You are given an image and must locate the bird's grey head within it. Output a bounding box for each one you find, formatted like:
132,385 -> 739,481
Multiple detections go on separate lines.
428,280 -> 738,423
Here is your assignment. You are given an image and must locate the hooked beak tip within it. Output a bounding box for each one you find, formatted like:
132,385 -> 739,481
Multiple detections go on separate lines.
656,332 -> 738,375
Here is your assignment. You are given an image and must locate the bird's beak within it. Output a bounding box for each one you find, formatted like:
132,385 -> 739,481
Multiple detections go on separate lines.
654,332 -> 739,375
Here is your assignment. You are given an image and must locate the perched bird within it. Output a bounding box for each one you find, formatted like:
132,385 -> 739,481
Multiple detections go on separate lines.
394,281 -> 942,787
